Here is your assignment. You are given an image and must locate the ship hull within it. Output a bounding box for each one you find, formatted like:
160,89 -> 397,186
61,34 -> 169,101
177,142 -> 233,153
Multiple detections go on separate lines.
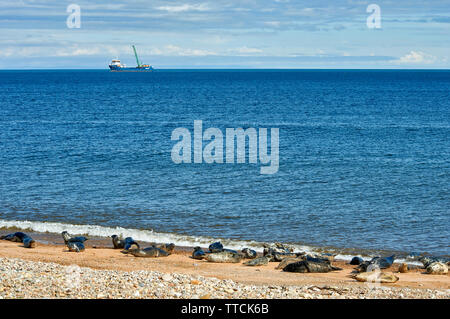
109,65 -> 153,72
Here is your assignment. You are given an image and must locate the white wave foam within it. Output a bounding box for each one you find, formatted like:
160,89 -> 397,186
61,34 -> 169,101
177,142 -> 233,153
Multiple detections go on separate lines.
0,218 -> 289,253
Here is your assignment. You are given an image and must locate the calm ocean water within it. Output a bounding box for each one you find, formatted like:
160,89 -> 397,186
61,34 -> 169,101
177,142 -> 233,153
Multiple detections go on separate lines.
0,70 -> 449,256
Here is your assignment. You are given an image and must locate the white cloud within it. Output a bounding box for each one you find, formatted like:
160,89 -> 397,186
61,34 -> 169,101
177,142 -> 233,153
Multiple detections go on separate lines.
55,47 -> 101,57
156,3 -> 210,13
264,21 -> 281,28
396,51 -> 437,64
149,45 -> 217,56
232,46 -> 263,55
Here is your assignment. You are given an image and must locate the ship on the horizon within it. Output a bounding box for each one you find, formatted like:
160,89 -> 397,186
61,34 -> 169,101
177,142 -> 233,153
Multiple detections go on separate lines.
109,45 -> 154,71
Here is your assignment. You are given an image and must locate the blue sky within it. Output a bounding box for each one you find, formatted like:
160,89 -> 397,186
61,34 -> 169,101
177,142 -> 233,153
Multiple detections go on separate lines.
0,0 -> 449,69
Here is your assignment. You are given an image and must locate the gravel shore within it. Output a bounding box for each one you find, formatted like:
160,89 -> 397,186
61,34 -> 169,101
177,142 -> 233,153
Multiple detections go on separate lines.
0,257 -> 448,299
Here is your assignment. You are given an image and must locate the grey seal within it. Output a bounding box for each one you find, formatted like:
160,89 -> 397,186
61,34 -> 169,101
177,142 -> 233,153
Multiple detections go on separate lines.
1,232 -> 36,248
283,259 -> 342,273
208,242 -> 224,253
263,242 -> 293,255
275,257 -> 305,270
151,243 -> 175,254
61,231 -> 88,244
67,241 -> 85,252
357,255 -> 395,272
243,256 -> 270,266
350,257 -> 364,265
205,251 -> 242,263
111,235 -> 126,249
128,247 -> 170,258
192,247 -> 206,260
241,248 -> 257,259
419,256 -> 450,268
269,252 -> 299,262
121,237 -> 140,253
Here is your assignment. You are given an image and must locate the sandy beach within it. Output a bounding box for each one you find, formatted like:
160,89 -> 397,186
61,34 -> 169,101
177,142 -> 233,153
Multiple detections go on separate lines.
0,236 -> 449,299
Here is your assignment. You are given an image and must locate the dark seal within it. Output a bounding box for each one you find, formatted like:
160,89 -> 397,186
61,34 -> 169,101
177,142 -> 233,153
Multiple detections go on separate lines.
1,232 -> 36,248
350,257 -> 364,265
283,259 -> 342,273
241,248 -> 257,259
121,237 -> 140,253
208,242 -> 224,253
67,241 -> 85,252
61,231 -> 88,244
111,235 -> 125,249
357,255 -> 395,272
192,246 -> 206,260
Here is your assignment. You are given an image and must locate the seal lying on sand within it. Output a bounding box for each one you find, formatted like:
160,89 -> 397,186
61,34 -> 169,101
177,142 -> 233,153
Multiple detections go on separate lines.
61,231 -> 88,244
111,235 -> 126,249
263,243 -> 293,256
205,251 -> 242,263
22,236 -> 36,248
283,259 -> 342,273
67,241 -> 85,252
1,232 -> 36,248
353,271 -> 399,283
241,248 -> 257,259
350,257 -> 364,265
120,237 -> 140,253
244,256 -> 270,266
269,252 -> 299,262
275,257 -> 305,270
151,243 -> 175,254
357,255 -> 395,272
192,247 -> 206,260
419,256 -> 450,268
1,232 -> 24,242
128,247 -> 170,258
61,231 -> 88,252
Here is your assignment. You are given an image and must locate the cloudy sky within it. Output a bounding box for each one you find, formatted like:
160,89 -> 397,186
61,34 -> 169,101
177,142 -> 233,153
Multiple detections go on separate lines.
0,0 -> 449,69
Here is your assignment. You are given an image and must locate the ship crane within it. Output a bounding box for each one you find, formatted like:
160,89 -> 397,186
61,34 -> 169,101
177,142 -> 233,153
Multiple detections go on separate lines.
132,45 -> 141,68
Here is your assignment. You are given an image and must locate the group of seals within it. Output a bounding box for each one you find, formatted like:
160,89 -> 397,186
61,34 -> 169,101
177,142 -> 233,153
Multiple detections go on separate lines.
111,235 -> 175,258
262,243 -> 306,262
356,255 -> 395,272
1,231 -> 423,282
190,241 -> 343,273
0,232 -> 36,248
62,231 -> 88,252
419,256 -> 450,268
192,242 -> 260,264
111,235 -> 140,252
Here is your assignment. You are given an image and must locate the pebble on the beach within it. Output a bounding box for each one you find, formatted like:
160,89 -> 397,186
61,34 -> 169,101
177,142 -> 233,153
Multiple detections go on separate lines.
0,256 -> 448,299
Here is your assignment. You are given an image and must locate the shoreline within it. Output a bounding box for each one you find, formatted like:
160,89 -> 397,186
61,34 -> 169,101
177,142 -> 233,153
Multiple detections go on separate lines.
0,235 -> 449,298
1,220 -> 444,263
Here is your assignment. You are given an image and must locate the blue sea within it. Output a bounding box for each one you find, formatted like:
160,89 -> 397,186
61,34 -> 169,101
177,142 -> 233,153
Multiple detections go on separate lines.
0,70 -> 449,257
